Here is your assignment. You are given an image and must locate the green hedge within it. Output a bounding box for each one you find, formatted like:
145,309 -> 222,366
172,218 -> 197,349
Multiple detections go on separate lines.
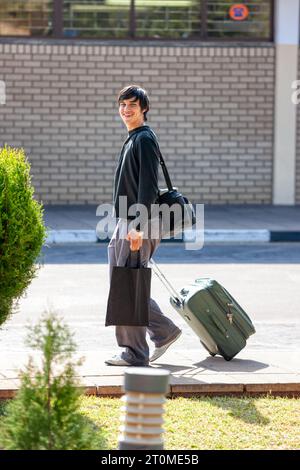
0,145 -> 47,326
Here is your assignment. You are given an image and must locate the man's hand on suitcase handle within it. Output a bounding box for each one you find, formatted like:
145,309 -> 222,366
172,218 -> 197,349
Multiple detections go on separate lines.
126,228 -> 144,251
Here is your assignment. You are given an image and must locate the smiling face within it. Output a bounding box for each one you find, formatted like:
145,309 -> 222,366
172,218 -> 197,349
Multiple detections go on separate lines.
119,97 -> 147,131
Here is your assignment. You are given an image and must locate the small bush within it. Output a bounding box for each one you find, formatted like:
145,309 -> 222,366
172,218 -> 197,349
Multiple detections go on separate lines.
0,312 -> 104,450
0,145 -> 47,326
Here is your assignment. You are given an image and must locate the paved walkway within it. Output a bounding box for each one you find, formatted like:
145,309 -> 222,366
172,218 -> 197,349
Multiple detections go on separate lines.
43,204 -> 300,243
43,204 -> 300,230
1,348 -> 299,398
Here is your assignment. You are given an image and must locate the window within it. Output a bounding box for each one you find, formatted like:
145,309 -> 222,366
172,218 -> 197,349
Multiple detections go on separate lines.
0,0 -> 53,37
134,0 -> 202,40
0,0 -> 273,40
63,0 -> 131,39
62,0 -> 202,39
207,0 -> 272,39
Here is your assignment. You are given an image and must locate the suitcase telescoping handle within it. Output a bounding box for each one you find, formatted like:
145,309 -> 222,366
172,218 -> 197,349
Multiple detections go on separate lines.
149,258 -> 183,307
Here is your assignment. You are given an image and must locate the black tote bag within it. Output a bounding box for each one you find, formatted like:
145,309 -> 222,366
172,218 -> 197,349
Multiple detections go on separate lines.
105,250 -> 151,327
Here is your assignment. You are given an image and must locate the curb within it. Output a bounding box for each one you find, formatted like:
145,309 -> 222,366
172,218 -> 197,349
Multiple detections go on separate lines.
45,229 -> 300,244
270,231 -> 300,242
1,382 -> 300,399
46,230 -> 98,243
184,229 -> 270,243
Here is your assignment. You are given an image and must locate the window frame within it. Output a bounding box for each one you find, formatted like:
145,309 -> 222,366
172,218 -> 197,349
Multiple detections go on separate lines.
0,0 -> 274,42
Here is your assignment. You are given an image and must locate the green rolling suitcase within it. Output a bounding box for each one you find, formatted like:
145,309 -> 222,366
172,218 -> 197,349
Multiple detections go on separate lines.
150,260 -> 256,361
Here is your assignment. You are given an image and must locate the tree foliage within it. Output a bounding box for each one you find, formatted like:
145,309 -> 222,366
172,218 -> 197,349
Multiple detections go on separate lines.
0,313 -> 104,450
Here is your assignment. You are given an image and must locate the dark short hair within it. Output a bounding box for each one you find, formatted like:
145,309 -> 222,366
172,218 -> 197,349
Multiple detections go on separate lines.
117,85 -> 150,121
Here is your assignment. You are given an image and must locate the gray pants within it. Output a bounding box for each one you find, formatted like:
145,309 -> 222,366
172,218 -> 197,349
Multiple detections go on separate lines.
107,218 -> 181,366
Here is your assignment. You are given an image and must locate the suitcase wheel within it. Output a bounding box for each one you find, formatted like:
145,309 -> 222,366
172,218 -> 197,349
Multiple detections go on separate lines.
217,347 -> 233,361
223,355 -> 232,361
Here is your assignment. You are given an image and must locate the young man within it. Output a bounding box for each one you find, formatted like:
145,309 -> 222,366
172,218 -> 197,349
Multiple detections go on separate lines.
105,85 -> 182,367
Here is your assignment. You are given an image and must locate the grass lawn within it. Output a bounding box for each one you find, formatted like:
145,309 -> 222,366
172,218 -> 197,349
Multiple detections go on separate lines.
1,396 -> 299,450
79,395 -> 300,450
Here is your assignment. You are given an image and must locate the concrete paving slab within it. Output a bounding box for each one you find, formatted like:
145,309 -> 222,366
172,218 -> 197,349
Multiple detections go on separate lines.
0,348 -> 299,398
42,204 -> 300,243
43,204 -> 300,231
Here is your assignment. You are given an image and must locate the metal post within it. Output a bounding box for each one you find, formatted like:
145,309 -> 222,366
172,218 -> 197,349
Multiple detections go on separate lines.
201,0 -> 207,39
129,0 -> 135,39
118,368 -> 170,450
53,0 -> 63,38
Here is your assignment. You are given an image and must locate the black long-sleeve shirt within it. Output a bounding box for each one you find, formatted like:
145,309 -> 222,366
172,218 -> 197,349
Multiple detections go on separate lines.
113,124 -> 160,230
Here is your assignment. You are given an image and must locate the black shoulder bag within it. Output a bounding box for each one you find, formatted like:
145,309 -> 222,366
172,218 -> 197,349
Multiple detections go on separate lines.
152,138 -> 196,238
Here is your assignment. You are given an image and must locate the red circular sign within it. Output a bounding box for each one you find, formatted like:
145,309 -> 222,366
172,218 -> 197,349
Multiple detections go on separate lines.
229,4 -> 249,21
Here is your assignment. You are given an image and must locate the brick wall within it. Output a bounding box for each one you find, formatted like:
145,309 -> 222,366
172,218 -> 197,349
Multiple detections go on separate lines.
0,41 -> 275,205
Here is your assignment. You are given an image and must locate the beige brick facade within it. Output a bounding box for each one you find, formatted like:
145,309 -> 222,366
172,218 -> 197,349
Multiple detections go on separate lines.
0,41 -> 274,205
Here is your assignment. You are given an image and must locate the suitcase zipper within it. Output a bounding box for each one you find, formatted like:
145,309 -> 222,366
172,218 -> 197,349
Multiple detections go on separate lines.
225,303 -> 246,337
226,303 -> 234,324
206,288 -> 246,339
223,298 -> 250,338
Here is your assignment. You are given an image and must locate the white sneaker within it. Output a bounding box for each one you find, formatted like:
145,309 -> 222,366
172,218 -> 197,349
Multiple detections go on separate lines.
150,330 -> 182,363
105,354 -> 132,366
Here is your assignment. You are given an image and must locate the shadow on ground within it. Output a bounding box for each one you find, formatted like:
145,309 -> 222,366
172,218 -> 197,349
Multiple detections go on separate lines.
152,357 -> 269,375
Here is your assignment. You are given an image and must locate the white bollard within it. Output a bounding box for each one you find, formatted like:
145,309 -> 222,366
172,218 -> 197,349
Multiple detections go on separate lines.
118,368 -> 170,450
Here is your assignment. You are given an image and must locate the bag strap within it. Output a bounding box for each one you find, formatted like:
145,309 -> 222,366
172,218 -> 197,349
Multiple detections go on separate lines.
125,249 -> 141,268
157,147 -> 174,192
147,130 -> 174,192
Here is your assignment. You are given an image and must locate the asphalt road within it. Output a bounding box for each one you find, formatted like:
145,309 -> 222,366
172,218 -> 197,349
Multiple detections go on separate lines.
0,243 -> 299,356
